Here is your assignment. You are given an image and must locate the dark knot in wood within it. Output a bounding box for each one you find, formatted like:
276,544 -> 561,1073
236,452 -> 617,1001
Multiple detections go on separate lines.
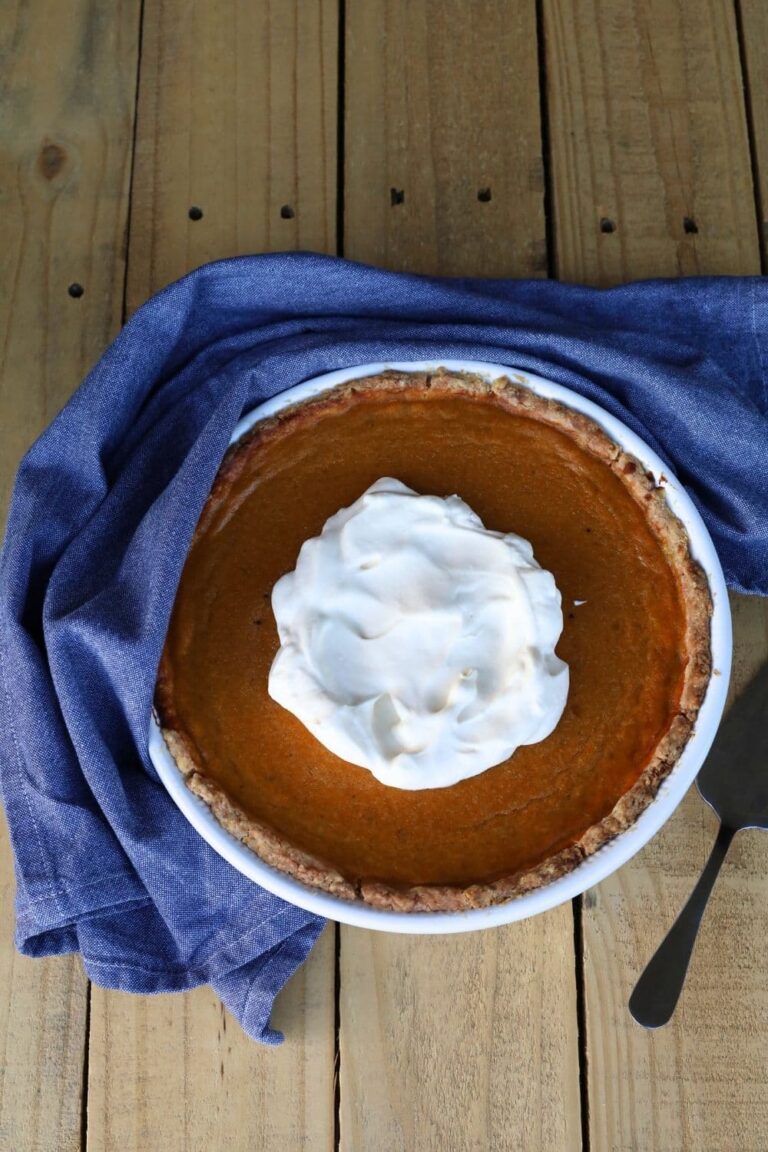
39,142 -> 66,180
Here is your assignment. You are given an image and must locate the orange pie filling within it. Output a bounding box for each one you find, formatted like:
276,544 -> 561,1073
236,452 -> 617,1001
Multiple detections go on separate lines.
156,372 -> 711,910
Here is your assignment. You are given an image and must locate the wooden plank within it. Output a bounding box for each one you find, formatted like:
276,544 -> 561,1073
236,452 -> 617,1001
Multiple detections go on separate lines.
0,0 -> 141,511
545,0 -> 761,283
87,926 -> 335,1152
126,0 -> 338,314
341,5 -> 581,1150
345,0 -> 548,277
0,3 -> 141,1150
739,0 -> 768,261
0,814 -> 89,1152
88,3 -> 338,1150
544,3 -> 768,1148
340,922 -> 581,1152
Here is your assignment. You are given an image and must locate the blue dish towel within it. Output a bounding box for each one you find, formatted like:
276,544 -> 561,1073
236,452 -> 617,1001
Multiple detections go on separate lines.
1,254 -> 767,1045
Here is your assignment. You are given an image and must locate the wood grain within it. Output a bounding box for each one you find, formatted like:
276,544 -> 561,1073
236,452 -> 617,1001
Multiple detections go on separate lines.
544,0 -> 761,283
126,0 -> 338,314
0,0 -> 141,513
0,3 -> 140,1150
341,5 -> 581,1149
545,3 -> 768,1148
0,814 -> 88,1152
345,0 -> 547,276
87,3 -> 338,1149
87,925 -> 335,1152
340,921 -> 581,1152
739,0 -> 768,261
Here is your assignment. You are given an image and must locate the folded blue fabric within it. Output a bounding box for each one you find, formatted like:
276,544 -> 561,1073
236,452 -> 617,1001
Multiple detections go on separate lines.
1,254 -> 766,1044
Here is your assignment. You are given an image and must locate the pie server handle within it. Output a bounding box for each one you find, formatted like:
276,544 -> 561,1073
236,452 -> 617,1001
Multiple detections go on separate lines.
628,822 -> 735,1028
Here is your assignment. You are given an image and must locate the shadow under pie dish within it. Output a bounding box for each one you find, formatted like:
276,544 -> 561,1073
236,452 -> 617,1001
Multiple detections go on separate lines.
151,361 -> 731,925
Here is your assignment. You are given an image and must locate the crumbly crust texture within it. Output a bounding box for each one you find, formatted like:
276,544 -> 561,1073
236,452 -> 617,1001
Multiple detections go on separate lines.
155,369 -> 713,913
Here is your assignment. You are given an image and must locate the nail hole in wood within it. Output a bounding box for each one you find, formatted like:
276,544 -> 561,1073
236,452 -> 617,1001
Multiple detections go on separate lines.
683,216 -> 699,234
68,283 -> 84,298
600,217 -> 616,234
390,188 -> 405,206
477,188 -> 492,203
280,205 -> 295,220
188,206 -> 204,221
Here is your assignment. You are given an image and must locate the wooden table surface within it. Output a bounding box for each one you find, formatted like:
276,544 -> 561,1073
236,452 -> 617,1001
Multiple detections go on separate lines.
2,2 -> 767,1150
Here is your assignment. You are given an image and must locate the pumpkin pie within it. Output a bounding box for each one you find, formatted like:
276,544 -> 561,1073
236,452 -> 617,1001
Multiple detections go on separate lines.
155,369 -> 712,911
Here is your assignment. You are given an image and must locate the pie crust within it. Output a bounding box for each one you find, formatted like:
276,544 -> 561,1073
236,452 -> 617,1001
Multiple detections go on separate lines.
155,369 -> 712,912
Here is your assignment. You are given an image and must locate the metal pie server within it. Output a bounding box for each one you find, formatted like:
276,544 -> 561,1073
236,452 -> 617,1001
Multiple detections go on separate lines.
629,661 -> 768,1028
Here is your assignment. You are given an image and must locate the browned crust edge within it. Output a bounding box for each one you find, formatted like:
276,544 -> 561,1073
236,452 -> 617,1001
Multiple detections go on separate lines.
155,368 -> 713,913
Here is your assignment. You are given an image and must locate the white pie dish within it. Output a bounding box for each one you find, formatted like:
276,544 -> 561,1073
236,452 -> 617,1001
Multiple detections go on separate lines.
148,359 -> 732,934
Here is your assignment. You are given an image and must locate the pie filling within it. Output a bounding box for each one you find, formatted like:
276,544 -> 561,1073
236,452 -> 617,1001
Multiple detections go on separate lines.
156,371 -> 711,910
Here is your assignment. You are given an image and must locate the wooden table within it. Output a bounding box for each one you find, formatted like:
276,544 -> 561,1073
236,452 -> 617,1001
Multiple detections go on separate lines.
2,3 -> 767,1149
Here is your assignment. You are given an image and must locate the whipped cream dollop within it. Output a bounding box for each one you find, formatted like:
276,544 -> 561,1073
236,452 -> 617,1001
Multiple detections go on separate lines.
268,479 -> 569,790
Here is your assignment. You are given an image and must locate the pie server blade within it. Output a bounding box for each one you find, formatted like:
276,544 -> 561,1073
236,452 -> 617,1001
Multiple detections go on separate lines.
629,660 -> 768,1028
